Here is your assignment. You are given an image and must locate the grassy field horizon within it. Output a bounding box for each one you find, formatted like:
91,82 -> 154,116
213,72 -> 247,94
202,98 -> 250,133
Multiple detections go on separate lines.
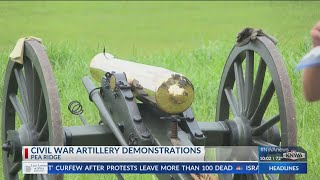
0,1 -> 320,180
0,2 -> 319,58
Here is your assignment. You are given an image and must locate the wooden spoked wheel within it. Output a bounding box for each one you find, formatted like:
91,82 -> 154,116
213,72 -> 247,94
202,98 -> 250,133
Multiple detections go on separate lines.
2,40 -> 64,180
216,37 -> 297,180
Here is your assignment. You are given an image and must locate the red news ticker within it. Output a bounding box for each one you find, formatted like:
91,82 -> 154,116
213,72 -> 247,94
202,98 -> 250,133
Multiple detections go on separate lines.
24,148 -> 28,159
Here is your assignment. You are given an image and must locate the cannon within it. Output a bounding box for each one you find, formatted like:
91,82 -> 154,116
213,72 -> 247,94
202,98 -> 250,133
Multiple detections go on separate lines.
1,32 -> 297,180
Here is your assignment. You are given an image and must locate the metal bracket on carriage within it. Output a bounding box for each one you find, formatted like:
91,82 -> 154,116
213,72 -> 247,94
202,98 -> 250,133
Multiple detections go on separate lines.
131,79 -> 158,107
103,72 -> 133,99
131,79 -> 147,93
236,27 -> 278,47
103,71 -> 113,89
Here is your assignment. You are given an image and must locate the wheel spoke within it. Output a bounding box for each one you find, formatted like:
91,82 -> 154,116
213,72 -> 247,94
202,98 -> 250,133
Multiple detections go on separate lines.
14,68 -> 30,122
42,174 -> 49,180
225,88 -> 239,116
36,90 -> 46,132
39,120 -> 48,141
35,174 -> 49,180
247,59 -> 266,118
23,174 -> 31,180
9,162 -> 21,175
252,138 -> 277,147
233,174 -> 247,180
222,174 -> 233,180
234,62 -> 245,114
245,50 -> 254,112
36,174 -> 42,179
250,81 -> 275,126
233,174 -> 241,180
24,58 -> 34,123
252,174 -> 264,180
252,114 -> 280,136
265,174 -> 277,180
249,149 -> 258,161
9,94 -> 28,124
38,140 -> 49,146
33,66 -> 42,125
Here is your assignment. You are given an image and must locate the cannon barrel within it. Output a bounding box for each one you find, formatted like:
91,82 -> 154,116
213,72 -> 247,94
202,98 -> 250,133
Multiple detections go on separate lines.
90,53 -> 194,114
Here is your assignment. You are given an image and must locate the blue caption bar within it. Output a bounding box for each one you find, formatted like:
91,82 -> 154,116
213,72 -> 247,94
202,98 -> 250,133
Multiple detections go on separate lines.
47,162 -> 307,174
48,162 -> 257,174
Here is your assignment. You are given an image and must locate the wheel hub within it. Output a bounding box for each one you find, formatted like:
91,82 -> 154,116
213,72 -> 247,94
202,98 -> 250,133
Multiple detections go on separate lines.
3,124 -> 37,163
2,142 -> 11,152
227,116 -> 252,145
226,117 -> 281,146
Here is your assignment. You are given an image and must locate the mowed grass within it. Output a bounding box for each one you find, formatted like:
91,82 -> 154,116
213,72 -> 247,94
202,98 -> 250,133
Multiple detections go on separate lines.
0,1 -> 320,180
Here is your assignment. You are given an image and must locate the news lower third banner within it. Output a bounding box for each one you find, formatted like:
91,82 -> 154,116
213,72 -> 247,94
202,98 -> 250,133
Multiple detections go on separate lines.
22,146 -> 307,174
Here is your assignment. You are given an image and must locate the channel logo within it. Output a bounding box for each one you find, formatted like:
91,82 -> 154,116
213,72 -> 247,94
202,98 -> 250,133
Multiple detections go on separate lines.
282,150 -> 305,160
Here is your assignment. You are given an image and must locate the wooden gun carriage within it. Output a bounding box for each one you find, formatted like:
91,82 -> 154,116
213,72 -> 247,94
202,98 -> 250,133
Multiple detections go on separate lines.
2,33 -> 296,180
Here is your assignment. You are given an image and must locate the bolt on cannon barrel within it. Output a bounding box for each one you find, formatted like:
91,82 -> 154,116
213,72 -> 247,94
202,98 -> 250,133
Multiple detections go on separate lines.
90,53 -> 194,114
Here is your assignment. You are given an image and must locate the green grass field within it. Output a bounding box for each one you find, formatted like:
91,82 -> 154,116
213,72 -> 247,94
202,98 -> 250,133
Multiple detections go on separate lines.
0,1 -> 320,180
